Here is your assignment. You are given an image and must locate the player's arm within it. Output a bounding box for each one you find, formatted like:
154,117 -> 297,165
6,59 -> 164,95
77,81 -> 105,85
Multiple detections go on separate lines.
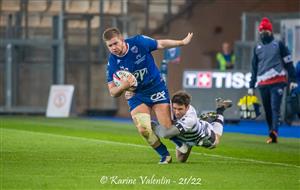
107,82 -> 125,97
154,111 -> 199,138
157,32 -> 193,49
279,41 -> 297,83
107,75 -> 135,97
153,124 -> 181,139
249,47 -> 258,89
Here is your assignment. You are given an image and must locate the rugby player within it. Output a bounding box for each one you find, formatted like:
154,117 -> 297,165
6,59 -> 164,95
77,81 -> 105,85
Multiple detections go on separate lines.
152,91 -> 232,162
103,28 -> 193,164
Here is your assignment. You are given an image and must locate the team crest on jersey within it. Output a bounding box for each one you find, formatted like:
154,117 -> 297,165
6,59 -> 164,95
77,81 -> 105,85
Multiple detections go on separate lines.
117,59 -> 121,64
131,46 -> 138,54
272,42 -> 278,48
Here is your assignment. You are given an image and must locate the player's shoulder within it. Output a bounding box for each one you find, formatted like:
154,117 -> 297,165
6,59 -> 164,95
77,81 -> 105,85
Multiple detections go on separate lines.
275,39 -> 287,49
179,105 -> 197,123
254,42 -> 265,52
108,54 -> 115,61
126,35 -> 141,43
255,41 -> 262,48
187,105 -> 198,116
271,39 -> 282,47
107,54 -> 118,66
124,35 -> 142,49
127,34 -> 155,43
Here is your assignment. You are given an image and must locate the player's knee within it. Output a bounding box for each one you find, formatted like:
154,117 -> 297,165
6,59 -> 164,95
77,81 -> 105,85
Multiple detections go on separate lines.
137,127 -> 147,136
139,128 -> 150,139
133,113 -> 159,146
133,113 -> 150,131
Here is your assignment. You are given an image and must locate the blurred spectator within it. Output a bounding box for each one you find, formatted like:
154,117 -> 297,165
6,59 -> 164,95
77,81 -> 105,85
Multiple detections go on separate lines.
216,42 -> 235,71
295,61 -> 300,93
248,17 -> 298,144
294,60 -> 300,119
284,60 -> 300,125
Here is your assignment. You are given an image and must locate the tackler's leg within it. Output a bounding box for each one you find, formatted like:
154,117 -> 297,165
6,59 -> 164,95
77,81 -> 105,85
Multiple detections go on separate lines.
212,98 -> 233,146
176,144 -> 192,163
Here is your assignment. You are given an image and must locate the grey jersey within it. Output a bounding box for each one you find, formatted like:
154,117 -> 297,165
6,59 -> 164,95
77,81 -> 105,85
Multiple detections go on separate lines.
174,105 -> 214,146
255,40 -> 286,83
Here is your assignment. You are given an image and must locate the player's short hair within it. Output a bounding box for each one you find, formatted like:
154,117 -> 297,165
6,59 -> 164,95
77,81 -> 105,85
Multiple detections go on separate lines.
172,91 -> 191,107
102,27 -> 122,41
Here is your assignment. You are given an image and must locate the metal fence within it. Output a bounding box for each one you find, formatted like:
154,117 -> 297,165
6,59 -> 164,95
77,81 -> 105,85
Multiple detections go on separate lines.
0,0 -> 188,114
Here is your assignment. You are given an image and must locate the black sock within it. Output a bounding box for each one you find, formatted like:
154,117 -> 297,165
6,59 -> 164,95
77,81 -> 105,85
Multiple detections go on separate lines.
216,107 -> 225,115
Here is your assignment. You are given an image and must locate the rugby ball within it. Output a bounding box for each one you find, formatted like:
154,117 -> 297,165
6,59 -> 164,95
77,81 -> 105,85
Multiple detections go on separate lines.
113,70 -> 137,91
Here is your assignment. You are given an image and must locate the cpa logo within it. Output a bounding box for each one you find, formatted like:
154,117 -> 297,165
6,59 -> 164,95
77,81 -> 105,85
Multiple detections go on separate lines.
133,68 -> 147,81
151,91 -> 166,102
198,72 -> 212,88
131,46 -> 138,54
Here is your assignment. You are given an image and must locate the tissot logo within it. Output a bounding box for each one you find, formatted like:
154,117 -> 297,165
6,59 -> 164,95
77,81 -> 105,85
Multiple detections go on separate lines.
183,71 -> 251,89
198,72 -> 212,88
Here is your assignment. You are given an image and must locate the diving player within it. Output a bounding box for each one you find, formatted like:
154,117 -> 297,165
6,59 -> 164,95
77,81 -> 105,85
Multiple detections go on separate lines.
152,91 -> 232,162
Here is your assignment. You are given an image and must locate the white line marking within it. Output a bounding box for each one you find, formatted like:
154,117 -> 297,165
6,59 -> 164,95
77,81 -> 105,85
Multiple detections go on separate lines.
97,139 -> 300,169
3,128 -> 300,169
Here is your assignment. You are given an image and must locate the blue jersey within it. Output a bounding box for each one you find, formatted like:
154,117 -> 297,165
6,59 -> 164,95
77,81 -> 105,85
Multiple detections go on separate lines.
106,35 -> 162,93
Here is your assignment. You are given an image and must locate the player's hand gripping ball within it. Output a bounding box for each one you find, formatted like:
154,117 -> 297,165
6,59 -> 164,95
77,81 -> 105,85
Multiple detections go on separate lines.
113,70 -> 137,91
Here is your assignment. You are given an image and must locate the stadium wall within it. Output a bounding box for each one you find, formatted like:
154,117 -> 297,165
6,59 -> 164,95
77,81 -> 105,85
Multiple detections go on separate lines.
117,0 -> 299,117
0,0 -> 298,117
153,0 -> 300,95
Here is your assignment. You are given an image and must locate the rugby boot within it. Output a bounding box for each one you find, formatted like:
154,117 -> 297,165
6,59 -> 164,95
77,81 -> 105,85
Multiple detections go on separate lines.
266,130 -> 278,143
216,98 -> 233,110
158,155 -> 172,164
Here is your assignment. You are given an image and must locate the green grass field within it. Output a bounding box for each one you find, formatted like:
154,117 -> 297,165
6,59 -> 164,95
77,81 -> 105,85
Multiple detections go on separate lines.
1,116 -> 300,190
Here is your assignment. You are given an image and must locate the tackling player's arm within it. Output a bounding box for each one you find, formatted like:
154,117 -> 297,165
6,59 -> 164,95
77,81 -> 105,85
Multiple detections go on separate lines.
152,124 -> 181,139
157,32 -> 193,49
153,105 -> 198,138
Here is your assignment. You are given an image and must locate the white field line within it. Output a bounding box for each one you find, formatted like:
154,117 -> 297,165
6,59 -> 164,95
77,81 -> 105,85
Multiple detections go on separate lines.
3,128 -> 300,169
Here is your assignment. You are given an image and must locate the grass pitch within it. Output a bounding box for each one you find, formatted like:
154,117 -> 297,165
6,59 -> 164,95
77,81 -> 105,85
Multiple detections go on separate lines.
1,116 -> 300,190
